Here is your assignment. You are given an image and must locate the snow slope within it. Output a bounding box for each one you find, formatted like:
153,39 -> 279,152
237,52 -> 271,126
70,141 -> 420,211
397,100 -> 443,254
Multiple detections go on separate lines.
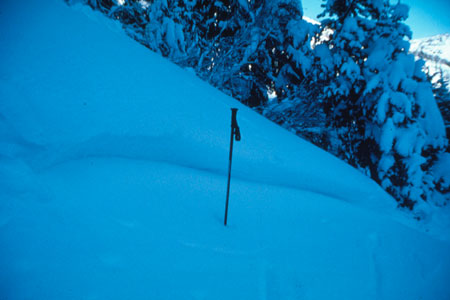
0,0 -> 449,299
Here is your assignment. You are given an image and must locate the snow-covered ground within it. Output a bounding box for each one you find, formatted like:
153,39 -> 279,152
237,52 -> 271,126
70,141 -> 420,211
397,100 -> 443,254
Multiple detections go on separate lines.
0,0 -> 449,299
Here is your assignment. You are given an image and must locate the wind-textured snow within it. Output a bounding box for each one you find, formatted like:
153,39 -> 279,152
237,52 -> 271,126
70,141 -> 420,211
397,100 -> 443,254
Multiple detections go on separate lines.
0,0 -> 450,299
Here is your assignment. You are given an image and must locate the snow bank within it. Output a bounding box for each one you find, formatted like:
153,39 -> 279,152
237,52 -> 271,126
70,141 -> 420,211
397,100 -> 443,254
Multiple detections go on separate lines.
0,0 -> 394,212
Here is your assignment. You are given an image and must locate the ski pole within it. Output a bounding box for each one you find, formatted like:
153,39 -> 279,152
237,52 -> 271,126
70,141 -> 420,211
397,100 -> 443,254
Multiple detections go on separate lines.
224,108 -> 241,226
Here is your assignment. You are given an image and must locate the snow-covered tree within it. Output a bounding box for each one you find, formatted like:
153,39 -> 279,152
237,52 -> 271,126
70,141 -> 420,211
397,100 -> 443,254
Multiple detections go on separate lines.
428,69 -> 450,140
192,0 -> 314,108
269,0 -> 315,101
316,0 -> 448,209
261,3 -> 325,148
64,0 -> 119,14
142,0 -> 189,59
192,0 -> 256,104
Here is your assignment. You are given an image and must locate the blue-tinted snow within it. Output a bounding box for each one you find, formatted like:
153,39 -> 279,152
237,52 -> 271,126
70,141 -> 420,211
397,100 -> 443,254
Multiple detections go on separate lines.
0,0 -> 449,299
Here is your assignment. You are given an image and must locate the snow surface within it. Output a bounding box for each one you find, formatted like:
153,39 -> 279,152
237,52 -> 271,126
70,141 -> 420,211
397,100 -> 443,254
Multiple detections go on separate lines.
0,0 -> 450,299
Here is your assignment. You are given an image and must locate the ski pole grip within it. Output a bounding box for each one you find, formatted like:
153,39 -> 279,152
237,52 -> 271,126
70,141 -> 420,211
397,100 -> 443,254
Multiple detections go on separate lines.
231,108 -> 241,141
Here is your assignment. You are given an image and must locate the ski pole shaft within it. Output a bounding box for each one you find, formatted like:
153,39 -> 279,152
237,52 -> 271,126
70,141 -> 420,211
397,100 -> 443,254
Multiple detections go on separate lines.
224,108 -> 238,226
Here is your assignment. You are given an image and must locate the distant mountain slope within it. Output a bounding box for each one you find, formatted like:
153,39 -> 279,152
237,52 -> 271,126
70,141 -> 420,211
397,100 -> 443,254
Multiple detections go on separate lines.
410,33 -> 450,85
410,34 -> 450,65
410,34 -> 450,134
0,1 -> 449,299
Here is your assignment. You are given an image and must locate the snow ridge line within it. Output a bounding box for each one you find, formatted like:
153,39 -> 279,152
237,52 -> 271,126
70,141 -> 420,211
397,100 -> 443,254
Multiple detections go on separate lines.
24,133 -> 368,207
8,130 -> 441,241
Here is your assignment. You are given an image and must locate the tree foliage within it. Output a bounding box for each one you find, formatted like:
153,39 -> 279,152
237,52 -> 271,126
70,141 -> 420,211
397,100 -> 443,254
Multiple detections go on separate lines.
315,0 -> 448,208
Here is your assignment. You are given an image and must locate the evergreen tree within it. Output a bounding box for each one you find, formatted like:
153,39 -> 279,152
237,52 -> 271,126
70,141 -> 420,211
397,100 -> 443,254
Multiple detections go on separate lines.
316,0 -> 448,208
191,0 -> 313,108
143,0 -> 189,59
429,69 -> 450,140
193,0 -> 254,103
261,2 -> 325,148
269,0 -> 314,101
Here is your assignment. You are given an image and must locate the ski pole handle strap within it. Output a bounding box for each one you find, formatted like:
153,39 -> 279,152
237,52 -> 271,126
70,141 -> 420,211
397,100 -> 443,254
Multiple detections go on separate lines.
234,125 -> 241,141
